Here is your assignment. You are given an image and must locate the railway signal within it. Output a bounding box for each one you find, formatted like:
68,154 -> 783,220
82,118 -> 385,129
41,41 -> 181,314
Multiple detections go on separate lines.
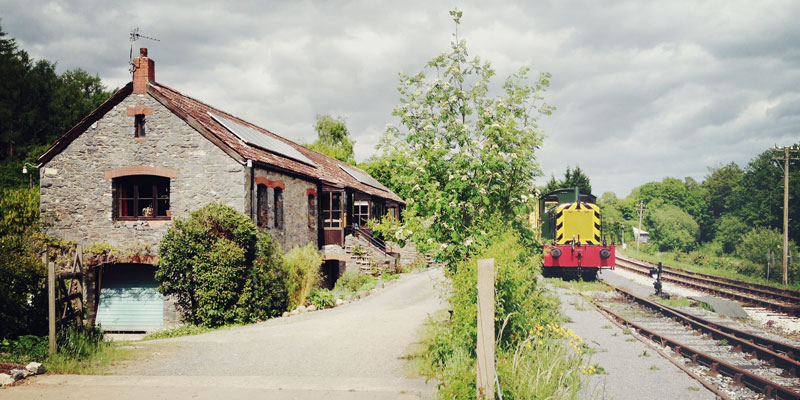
648,262 -> 663,296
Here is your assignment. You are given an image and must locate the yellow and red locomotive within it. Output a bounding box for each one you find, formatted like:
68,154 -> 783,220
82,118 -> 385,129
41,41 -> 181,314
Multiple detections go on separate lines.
536,188 -> 615,280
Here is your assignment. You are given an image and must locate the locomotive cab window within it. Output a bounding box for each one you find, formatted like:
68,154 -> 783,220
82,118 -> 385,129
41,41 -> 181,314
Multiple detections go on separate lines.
113,175 -> 170,220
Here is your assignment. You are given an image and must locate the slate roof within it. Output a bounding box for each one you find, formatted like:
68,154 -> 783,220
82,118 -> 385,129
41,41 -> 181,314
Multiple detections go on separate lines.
39,79 -> 403,204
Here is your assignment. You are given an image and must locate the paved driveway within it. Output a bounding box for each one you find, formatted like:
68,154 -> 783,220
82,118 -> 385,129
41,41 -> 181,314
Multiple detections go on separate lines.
5,268 -> 446,399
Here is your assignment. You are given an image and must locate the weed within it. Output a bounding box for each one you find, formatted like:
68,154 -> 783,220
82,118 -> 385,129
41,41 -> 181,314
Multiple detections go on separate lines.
659,296 -> 691,308
625,338 -> 636,342
601,325 -> 612,329
650,365 -> 659,370
639,350 -> 650,357
717,339 -> 729,346
688,386 -> 700,391
308,288 -> 335,309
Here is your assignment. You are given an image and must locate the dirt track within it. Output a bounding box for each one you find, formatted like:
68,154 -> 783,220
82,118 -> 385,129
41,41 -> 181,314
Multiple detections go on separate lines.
4,268 -> 446,399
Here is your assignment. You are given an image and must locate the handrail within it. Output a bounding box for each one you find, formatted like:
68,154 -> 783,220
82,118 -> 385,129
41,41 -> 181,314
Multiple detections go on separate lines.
353,225 -> 388,255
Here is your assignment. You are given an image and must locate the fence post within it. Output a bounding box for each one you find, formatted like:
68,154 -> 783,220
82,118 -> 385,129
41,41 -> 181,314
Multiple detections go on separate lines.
48,260 -> 56,358
476,258 -> 495,400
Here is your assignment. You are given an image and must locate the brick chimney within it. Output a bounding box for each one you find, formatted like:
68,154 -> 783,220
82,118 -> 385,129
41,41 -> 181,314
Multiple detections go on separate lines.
132,48 -> 155,94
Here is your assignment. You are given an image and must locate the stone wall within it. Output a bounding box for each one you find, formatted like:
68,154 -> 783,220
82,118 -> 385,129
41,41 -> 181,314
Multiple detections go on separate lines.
40,92 -> 246,251
252,169 -> 318,251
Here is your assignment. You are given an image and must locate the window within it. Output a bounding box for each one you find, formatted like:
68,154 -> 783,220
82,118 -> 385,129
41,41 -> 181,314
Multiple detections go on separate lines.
274,187 -> 283,229
322,192 -> 342,228
113,175 -> 169,219
257,184 -> 268,228
307,194 -> 316,229
135,114 -> 146,138
353,200 -> 370,227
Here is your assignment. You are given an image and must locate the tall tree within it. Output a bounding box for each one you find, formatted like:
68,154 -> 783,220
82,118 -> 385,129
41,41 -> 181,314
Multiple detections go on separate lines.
0,25 -> 113,189
306,114 -> 355,164
374,9 -> 554,264
542,165 -> 592,194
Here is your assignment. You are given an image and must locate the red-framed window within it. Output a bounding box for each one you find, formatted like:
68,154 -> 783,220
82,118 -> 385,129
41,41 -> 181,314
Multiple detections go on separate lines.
113,175 -> 170,220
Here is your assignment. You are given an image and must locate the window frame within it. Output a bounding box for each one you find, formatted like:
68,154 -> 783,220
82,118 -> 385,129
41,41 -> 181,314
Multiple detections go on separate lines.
113,175 -> 170,221
134,114 -> 146,138
273,187 -> 284,229
322,191 -> 342,229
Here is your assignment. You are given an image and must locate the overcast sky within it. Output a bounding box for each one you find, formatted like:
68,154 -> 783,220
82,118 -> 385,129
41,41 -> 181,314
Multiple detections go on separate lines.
2,1 -> 798,196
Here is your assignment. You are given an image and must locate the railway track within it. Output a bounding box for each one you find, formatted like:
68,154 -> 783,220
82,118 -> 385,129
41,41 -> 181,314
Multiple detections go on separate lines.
591,285 -> 800,399
615,256 -> 800,317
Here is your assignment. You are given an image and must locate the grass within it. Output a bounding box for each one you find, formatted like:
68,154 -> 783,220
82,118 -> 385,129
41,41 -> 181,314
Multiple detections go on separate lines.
657,296 -> 692,308
544,277 -> 613,292
143,324 -> 222,340
1,327 -> 144,374
621,249 -> 800,291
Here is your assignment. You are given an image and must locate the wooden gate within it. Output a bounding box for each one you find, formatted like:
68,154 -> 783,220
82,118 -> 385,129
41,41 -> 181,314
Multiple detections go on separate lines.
46,245 -> 88,356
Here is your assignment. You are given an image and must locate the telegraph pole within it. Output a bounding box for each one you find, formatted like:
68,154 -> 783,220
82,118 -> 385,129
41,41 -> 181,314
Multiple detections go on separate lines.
636,202 -> 646,251
773,145 -> 800,286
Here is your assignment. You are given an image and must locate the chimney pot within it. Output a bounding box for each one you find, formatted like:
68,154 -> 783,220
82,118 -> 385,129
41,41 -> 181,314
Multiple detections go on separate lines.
140,48 -> 148,57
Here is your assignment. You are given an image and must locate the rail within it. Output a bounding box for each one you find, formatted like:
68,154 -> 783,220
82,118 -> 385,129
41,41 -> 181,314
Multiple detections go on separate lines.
615,258 -> 800,316
594,300 -> 800,400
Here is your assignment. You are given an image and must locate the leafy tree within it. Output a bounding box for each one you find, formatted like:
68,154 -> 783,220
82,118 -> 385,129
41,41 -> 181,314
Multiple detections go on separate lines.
156,203 -> 287,327
703,162 -> 743,219
736,227 -> 798,282
305,114 -> 355,164
0,25 -> 113,189
0,187 -> 46,338
542,165 -> 591,194
733,146 -> 800,246
374,9 -> 553,264
713,214 -> 749,254
645,205 -> 699,252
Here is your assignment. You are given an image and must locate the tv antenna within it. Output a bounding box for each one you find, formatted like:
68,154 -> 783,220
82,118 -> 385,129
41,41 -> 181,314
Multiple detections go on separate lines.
129,28 -> 160,74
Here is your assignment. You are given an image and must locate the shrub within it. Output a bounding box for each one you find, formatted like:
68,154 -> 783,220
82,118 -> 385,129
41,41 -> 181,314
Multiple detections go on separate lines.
237,233 -> 288,321
0,335 -> 48,364
156,202 -> 285,327
426,231 -> 575,398
646,205 -> 699,252
309,288 -> 335,309
283,243 -> 323,308
334,270 -> 373,292
714,215 -> 749,254
736,227 -> 798,282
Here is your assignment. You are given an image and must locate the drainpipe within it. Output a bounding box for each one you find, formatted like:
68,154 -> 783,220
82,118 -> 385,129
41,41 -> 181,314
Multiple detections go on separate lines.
248,159 -> 254,221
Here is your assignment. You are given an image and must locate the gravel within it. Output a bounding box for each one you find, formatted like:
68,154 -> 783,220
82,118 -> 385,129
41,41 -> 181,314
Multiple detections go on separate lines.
550,283 -> 718,400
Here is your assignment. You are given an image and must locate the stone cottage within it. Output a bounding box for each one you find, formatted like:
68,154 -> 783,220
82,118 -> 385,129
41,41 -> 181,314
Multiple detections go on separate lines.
37,48 -> 404,332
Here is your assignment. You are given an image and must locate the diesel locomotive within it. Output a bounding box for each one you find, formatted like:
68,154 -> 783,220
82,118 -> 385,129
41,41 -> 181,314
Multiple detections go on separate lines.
535,188 -> 615,280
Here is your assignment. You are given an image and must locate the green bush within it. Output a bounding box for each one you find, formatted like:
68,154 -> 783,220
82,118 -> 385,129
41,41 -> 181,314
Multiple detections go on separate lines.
309,288 -> 335,309
283,243 -> 323,308
0,187 -> 47,339
646,205 -> 699,252
714,215 -> 749,254
156,202 -> 286,327
425,231 -> 575,398
735,227 -> 798,282
334,270 -> 373,292
237,233 -> 288,321
0,335 -> 48,364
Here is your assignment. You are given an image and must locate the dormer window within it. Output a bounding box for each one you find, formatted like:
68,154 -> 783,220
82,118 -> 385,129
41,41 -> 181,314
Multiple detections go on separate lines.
135,114 -> 146,138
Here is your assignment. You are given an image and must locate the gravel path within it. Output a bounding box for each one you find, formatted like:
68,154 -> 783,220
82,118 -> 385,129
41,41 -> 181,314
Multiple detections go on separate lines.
5,268 -> 447,400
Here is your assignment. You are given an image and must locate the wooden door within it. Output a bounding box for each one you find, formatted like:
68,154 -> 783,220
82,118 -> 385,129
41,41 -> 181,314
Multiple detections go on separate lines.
322,190 -> 344,246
